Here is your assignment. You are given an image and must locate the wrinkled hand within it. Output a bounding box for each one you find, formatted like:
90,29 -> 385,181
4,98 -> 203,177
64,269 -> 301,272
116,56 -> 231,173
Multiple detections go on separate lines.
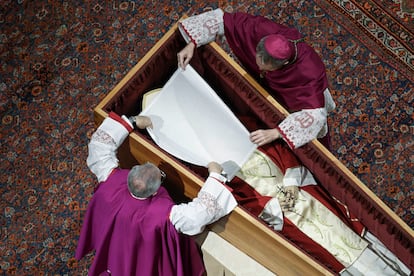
278,186 -> 299,212
250,128 -> 281,146
207,161 -> 223,174
135,116 -> 153,129
177,42 -> 195,70
284,186 -> 299,201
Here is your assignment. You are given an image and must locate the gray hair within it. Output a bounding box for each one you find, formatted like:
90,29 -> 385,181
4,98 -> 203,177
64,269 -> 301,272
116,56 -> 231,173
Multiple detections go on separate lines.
256,37 -> 289,68
127,163 -> 161,198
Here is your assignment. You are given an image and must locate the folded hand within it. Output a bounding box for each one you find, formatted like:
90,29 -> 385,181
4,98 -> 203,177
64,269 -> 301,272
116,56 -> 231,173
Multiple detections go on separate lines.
207,161 -> 223,174
250,128 -> 281,146
278,186 -> 299,212
136,116 -> 153,129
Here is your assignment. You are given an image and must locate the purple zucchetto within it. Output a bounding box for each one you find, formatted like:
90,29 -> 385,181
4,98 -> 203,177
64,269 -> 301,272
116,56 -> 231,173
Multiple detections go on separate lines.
264,34 -> 294,60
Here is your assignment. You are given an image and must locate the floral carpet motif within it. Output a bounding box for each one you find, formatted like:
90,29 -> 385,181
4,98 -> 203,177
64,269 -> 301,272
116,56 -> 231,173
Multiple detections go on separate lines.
0,0 -> 412,274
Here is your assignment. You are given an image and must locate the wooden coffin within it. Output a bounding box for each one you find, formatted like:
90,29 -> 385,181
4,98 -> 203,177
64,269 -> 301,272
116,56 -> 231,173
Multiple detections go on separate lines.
93,22 -> 413,275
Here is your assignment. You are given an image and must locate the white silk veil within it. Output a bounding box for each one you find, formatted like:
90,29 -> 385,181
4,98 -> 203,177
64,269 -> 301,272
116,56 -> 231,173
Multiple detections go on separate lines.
140,65 -> 257,180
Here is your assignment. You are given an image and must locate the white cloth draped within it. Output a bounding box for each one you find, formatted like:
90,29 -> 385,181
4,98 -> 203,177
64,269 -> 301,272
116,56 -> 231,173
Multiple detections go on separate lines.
140,65 -> 257,179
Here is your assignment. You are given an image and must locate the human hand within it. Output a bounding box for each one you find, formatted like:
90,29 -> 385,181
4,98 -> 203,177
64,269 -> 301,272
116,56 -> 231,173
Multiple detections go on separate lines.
284,186 -> 299,201
278,186 -> 299,212
177,42 -> 195,70
207,161 -> 223,174
250,128 -> 281,146
135,116 -> 153,129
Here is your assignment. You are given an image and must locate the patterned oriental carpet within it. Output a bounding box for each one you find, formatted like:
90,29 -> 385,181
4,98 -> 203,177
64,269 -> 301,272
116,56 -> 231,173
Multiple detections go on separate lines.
0,0 -> 412,274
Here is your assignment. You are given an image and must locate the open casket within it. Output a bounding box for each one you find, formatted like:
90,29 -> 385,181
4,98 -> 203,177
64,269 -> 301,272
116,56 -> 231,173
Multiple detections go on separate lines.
93,22 -> 413,275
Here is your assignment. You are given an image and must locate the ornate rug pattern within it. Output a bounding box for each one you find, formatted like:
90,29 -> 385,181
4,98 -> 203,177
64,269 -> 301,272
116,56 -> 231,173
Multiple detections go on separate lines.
0,0 -> 412,274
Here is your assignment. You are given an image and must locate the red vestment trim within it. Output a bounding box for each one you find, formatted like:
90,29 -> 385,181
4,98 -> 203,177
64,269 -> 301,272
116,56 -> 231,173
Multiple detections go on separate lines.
108,111 -> 133,133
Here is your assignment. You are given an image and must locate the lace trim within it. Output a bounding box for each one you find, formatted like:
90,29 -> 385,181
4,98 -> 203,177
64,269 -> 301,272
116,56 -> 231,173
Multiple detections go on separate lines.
279,109 -> 327,148
92,129 -> 116,147
179,9 -> 224,46
198,190 -> 223,219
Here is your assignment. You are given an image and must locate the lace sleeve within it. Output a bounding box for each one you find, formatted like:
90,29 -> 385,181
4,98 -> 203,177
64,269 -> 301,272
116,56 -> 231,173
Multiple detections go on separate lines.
278,108 -> 328,149
195,190 -> 224,220
91,129 -> 116,147
169,174 -> 237,235
178,8 -> 224,46
86,116 -> 130,182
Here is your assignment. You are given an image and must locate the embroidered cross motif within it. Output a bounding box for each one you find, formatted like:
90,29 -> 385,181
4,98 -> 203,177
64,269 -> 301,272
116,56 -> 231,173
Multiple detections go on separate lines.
203,18 -> 220,36
294,112 -> 314,128
198,191 -> 223,219
92,129 -> 116,146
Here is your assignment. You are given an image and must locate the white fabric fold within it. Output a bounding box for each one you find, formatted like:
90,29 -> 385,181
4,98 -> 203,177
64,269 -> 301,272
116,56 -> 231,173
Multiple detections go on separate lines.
283,166 -> 317,187
140,65 -> 257,179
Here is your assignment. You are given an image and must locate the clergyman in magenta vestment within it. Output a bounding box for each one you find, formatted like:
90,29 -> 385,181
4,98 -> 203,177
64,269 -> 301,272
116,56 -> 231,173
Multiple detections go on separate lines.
223,12 -> 329,112
75,168 -> 205,276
